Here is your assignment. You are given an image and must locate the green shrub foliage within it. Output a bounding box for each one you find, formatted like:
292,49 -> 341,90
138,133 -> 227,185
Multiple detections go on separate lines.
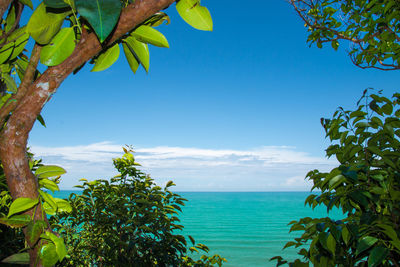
272,90 -> 400,266
53,149 -> 226,267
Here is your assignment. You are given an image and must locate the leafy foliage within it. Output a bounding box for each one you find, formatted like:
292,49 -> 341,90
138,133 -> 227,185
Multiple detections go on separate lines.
0,156 -> 71,266
0,0 -> 214,265
271,90 -> 400,266
52,149 -> 226,266
290,0 -> 400,70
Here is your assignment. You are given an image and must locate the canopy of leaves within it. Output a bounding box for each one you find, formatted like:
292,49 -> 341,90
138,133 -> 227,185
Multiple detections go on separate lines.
272,90 -> 400,266
291,0 -> 400,70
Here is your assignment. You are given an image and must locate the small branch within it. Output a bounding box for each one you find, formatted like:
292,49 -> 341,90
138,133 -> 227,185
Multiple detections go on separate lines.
0,43 -> 42,129
0,0 -> 12,19
0,1 -> 24,43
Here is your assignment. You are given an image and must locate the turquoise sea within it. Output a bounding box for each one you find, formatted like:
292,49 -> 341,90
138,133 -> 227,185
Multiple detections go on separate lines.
54,191 -> 342,267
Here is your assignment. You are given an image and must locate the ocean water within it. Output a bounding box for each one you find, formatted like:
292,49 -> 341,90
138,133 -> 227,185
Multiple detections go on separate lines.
53,191 -> 342,267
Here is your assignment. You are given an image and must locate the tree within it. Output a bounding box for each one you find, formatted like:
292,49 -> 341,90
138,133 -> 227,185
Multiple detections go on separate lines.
53,149 -> 226,267
0,0 -> 213,266
271,1 -> 400,266
272,90 -> 400,266
290,0 -> 400,70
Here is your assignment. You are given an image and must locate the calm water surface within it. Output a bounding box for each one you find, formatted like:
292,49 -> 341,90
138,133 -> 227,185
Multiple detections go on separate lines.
54,191 -> 342,266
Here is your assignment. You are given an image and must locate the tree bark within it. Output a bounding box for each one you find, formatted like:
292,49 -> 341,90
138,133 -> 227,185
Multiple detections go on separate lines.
0,0 -> 175,265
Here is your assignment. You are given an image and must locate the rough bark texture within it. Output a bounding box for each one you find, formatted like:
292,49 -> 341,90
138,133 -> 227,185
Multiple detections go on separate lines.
0,0 -> 12,19
0,0 -> 175,265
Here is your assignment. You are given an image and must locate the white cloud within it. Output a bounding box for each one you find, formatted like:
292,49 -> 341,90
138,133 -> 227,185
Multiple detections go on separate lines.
30,142 -> 336,191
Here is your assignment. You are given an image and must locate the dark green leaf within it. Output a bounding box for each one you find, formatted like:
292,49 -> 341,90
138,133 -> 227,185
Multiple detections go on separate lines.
26,220 -> 46,245
75,0 -> 121,42
356,236 -> 378,255
368,246 -> 389,267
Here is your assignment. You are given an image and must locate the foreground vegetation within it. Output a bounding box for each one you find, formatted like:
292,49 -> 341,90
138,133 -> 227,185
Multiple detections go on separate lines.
0,149 -> 226,266
272,90 -> 400,266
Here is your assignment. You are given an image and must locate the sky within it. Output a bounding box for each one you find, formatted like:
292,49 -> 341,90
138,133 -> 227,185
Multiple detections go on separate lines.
28,0 -> 400,191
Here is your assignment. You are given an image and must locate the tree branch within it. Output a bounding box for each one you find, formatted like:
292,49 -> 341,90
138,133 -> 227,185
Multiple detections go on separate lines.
0,0 -> 12,19
0,0 -> 176,197
0,44 -> 41,129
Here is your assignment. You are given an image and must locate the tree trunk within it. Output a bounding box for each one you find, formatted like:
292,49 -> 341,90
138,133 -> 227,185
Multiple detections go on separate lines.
0,0 -> 176,265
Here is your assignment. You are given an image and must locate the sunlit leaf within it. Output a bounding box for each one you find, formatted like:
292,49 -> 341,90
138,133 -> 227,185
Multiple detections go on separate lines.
40,27 -> 76,66
91,43 -> 120,72
7,197 -> 39,217
176,0 -> 213,31
132,25 -> 169,48
27,3 -> 69,45
124,36 -> 149,72
122,43 -> 139,74
35,165 -> 66,178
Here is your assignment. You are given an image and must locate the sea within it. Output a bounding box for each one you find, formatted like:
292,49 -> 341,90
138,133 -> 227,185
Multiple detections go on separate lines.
53,191 -> 342,267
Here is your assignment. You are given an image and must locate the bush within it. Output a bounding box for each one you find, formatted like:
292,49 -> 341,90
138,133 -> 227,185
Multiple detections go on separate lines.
272,90 -> 400,266
53,148 -> 226,266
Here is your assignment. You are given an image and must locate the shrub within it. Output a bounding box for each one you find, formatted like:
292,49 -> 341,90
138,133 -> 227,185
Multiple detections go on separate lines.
272,90 -> 400,266
53,148 -> 226,266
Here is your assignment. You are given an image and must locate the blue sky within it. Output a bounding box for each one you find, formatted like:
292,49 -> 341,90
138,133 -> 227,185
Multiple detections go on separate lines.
29,0 -> 400,191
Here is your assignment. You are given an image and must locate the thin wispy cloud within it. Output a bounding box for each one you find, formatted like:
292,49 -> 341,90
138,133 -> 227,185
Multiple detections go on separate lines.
30,142 -> 336,191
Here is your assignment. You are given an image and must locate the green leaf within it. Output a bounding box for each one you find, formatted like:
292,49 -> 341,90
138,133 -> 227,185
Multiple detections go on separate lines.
75,0 -> 121,42
39,190 -> 57,211
54,198 -> 72,213
5,5 -> 16,33
39,178 -> 60,193
48,232 -> 67,260
26,220 -> 46,245
1,73 -> 17,93
122,43 -> 139,74
124,36 -> 149,72
1,252 -> 29,265
27,3 -> 69,45
327,233 -> 336,255
342,225 -> 350,245
7,197 -> 39,217
91,43 -> 120,72
43,202 -> 56,215
40,27 -> 76,66
39,243 -> 59,267
176,0 -> 213,31
35,165 -> 66,178
0,214 -> 31,228
132,25 -> 169,48
356,236 -> 378,255
368,246 -> 389,267
8,27 -> 30,60
37,114 -> 46,127
19,0 -> 33,9
0,42 -> 14,64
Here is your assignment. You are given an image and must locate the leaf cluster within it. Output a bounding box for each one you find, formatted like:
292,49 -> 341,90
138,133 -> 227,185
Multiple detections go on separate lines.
291,0 -> 400,70
272,89 -> 400,266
